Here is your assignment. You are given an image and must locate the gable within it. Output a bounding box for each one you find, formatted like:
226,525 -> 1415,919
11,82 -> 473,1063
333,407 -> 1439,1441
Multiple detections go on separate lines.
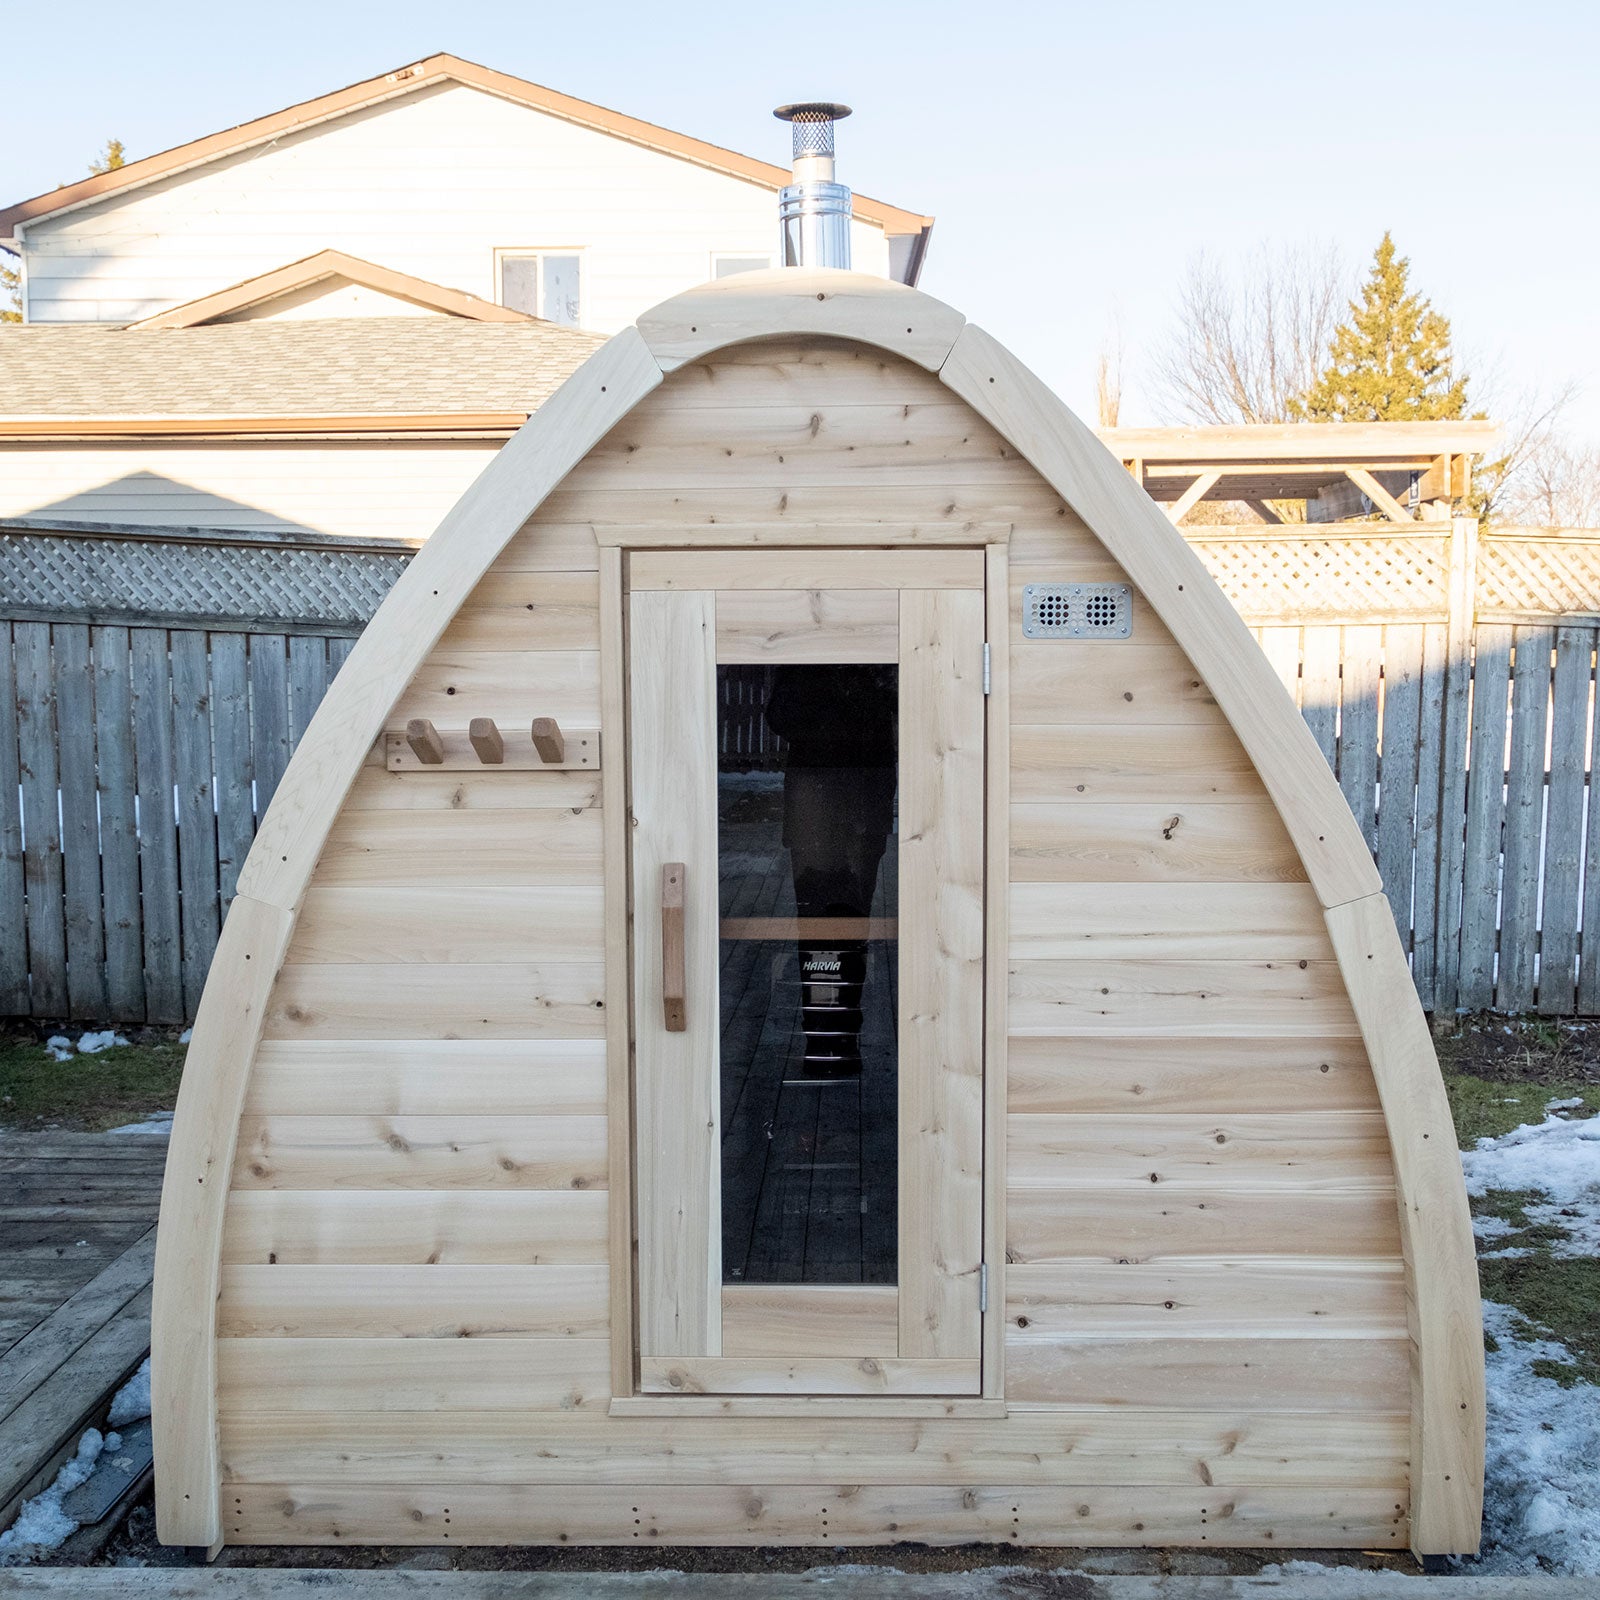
1,54 -> 930,243
128,250 -> 532,328
18,82 -> 902,327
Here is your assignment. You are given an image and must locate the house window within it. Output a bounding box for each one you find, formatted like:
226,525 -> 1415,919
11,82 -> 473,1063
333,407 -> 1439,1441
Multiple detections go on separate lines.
713,255 -> 772,278
498,252 -> 582,325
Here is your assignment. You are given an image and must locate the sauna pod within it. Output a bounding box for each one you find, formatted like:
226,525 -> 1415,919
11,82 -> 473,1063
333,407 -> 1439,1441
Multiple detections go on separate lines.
152,269 -> 1483,1556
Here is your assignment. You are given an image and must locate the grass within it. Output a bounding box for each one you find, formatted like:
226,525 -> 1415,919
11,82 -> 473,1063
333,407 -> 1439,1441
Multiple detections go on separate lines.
0,1031 -> 186,1131
1442,1069 -> 1600,1145
1439,1020 -> 1600,1384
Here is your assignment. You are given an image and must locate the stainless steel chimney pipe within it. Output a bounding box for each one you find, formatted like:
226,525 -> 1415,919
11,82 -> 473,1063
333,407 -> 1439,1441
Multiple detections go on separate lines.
773,102 -> 853,270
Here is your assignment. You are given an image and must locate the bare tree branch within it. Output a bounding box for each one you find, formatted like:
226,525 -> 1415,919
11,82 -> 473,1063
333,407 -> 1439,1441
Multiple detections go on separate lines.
1153,241 -> 1351,425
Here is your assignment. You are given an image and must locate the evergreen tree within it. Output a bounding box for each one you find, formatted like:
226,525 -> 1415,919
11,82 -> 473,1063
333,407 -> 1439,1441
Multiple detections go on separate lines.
88,138 -> 126,175
1295,232 -> 1468,422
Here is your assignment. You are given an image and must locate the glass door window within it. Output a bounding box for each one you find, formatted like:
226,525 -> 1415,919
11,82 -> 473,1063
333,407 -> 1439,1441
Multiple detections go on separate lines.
717,663 -> 899,1286
628,554 -> 987,1397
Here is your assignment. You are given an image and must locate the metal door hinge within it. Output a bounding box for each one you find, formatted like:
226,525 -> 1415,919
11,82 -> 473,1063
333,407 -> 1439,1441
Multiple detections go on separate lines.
982,643 -> 991,695
978,1261 -> 990,1313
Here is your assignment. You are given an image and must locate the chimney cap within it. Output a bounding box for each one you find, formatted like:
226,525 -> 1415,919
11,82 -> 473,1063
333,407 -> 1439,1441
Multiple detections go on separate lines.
773,102 -> 853,124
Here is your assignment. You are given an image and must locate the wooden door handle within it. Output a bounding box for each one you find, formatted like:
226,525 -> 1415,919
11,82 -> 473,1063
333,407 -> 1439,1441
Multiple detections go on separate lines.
661,863 -> 687,1032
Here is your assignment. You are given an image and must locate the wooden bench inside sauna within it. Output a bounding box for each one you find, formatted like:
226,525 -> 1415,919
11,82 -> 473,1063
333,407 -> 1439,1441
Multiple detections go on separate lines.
152,109 -> 1482,1559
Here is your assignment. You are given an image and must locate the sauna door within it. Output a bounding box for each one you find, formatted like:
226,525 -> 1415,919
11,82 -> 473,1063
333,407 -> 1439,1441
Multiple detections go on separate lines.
627,550 -> 987,1396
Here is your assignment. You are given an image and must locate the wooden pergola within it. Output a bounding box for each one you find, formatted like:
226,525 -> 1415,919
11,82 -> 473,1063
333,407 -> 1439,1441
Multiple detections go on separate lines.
1098,420 -> 1504,525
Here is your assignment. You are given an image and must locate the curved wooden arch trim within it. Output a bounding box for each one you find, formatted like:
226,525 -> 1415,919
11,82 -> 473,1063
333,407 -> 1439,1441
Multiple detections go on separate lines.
154,270 -> 1480,1554
1326,893 -> 1485,1554
636,267 -> 966,374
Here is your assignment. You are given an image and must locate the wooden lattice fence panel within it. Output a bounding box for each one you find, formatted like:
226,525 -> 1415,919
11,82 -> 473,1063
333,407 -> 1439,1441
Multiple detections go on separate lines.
1186,526 -> 1451,622
1478,529 -> 1600,619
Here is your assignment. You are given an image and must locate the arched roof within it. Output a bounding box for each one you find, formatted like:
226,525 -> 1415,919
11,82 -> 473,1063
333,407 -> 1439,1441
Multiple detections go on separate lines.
152,268 -> 1481,1555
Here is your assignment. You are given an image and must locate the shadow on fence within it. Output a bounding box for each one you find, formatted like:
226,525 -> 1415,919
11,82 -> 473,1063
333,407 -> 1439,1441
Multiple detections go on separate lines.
5,516 -> 1600,1022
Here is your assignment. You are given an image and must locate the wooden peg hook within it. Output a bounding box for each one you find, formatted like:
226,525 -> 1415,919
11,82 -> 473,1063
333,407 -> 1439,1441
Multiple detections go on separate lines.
405,718 -> 444,765
469,717 -> 504,764
531,717 -> 565,763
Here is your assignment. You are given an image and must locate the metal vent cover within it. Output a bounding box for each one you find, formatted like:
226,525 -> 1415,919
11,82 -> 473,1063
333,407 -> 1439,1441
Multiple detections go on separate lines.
1022,582 -> 1133,639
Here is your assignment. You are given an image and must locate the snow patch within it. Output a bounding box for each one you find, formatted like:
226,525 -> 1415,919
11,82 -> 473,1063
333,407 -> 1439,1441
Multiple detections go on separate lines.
75,1030 -> 129,1054
1462,1107 -> 1600,1258
1465,1302 -> 1600,1576
107,1112 -> 173,1137
108,1358 -> 151,1428
177,1028 -> 193,1044
0,1429 -> 108,1564
42,1031 -> 131,1062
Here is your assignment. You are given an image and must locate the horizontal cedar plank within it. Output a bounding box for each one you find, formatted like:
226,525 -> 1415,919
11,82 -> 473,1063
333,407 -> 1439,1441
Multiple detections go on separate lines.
722,1285 -> 898,1358
343,769 -> 602,812
217,1264 -> 608,1338
567,404 -> 1028,489
1011,724 -> 1266,804
1010,802 -> 1307,884
1006,1259 -> 1407,1340
1005,1337 -> 1411,1412
715,589 -> 899,663
535,486 -> 1074,528
224,1480 -> 1410,1547
1011,645 -> 1226,725
596,398 -> 994,444
263,964 -> 606,1040
483,523 -> 599,573
1005,1184 -> 1401,1262
246,1040 -> 607,1116
641,1358 -> 979,1397
1008,959 -> 1359,1038
656,340 -> 955,404
629,550 -> 983,591
221,1189 -> 608,1266
435,571 -> 600,654
1007,1112 -> 1395,1191
1006,1036 -> 1379,1114
390,649 -> 599,728
1008,519 -> 1119,566
217,1337 -> 611,1411
1009,882 -> 1331,961
315,808 -> 603,886
231,1115 -> 607,1191
217,1409 -> 1409,1489
289,885 -> 605,964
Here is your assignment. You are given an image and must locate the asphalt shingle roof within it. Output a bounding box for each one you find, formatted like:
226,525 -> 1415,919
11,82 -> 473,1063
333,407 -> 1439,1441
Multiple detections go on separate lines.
0,318 -> 607,417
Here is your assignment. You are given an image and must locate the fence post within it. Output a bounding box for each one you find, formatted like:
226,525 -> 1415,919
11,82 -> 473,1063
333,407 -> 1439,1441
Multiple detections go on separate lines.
1431,516 -> 1478,1015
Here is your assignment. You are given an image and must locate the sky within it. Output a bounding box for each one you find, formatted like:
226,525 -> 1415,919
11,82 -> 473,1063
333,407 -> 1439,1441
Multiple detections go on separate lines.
7,0 -> 1598,435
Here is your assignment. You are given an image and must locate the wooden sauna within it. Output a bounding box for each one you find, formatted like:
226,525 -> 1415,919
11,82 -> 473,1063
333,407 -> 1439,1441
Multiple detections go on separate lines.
151,269 -> 1484,1557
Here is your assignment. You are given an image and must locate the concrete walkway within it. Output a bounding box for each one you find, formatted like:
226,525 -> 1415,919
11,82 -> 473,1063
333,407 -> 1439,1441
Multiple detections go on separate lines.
0,1569 -> 1586,1598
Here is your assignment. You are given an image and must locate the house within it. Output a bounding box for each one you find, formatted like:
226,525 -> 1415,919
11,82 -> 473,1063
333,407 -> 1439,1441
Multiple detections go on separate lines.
0,53 -> 933,329
0,55 -> 933,538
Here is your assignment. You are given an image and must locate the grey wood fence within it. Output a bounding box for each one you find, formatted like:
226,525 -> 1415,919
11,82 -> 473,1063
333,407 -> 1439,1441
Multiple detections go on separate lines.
6,516 -> 1600,1022
0,519 -> 408,1024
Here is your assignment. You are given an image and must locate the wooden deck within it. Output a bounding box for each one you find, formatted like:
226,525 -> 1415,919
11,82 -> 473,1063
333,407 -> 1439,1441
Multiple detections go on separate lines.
0,1125 -> 166,1531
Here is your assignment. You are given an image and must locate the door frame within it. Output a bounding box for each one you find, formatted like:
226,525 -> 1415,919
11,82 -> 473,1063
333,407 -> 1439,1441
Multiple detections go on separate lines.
601,538 -> 1011,1414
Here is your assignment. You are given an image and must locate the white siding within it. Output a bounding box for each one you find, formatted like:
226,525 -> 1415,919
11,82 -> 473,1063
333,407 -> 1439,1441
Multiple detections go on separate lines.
0,439 -> 500,540
21,83 -> 894,327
